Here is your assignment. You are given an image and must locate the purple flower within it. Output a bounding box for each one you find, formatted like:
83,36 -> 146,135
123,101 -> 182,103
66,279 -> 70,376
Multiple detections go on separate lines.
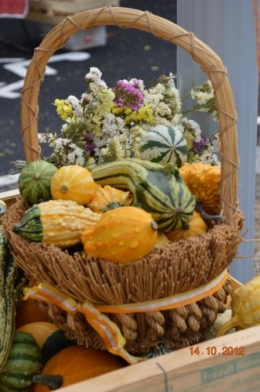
84,133 -> 96,154
113,79 -> 144,110
192,137 -> 209,155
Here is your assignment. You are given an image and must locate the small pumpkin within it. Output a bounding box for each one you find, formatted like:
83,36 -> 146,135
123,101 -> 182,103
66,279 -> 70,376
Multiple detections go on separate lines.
18,160 -> 58,205
30,345 -> 127,392
216,276 -> 260,336
88,185 -> 133,212
166,211 -> 208,241
81,206 -> 158,263
51,164 -> 99,205
15,299 -> 48,329
17,322 -> 60,350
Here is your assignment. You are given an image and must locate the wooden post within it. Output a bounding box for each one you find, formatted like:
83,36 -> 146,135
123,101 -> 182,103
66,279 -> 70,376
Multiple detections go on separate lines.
177,0 -> 258,283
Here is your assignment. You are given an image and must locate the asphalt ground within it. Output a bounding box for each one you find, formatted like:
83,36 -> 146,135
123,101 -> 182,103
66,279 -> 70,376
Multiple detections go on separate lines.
0,0 -> 177,191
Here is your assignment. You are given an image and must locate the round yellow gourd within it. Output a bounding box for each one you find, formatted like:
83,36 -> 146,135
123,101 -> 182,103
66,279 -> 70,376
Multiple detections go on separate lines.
51,165 -> 99,205
81,206 -> 158,263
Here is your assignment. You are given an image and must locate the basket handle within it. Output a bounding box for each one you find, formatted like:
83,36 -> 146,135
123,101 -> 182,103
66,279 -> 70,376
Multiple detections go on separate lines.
21,6 -> 239,223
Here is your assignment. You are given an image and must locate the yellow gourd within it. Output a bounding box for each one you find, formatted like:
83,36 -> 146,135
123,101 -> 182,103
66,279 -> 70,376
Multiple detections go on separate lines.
51,165 -> 99,205
179,162 -> 220,215
88,185 -> 133,212
81,206 -> 158,263
216,276 -> 260,336
166,211 -> 208,241
13,200 -> 102,248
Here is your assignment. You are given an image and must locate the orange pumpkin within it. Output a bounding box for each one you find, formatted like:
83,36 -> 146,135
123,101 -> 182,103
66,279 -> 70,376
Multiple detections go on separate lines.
30,345 -> 127,391
15,299 -> 48,328
51,164 -> 99,205
17,321 -> 60,349
166,211 -> 208,241
88,185 -> 133,212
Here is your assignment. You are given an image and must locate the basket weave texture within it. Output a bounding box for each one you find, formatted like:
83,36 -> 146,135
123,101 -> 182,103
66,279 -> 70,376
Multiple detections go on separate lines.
3,7 -> 244,356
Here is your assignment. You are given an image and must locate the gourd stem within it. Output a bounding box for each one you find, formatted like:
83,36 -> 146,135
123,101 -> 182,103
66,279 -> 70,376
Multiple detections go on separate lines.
215,316 -> 239,337
32,374 -> 64,390
196,202 -> 225,222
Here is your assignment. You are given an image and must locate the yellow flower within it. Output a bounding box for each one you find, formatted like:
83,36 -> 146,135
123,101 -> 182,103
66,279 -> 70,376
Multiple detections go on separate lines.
54,99 -> 73,121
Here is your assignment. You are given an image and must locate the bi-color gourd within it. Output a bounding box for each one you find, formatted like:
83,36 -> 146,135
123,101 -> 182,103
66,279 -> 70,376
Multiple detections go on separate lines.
13,199 -> 101,248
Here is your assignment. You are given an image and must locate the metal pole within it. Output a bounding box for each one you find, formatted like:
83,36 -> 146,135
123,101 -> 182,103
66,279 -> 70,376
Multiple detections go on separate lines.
177,0 -> 258,283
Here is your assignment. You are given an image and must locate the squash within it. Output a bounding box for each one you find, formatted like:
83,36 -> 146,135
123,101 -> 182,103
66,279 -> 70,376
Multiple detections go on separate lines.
166,211 -> 208,241
0,227 -> 26,373
0,331 -> 42,391
81,206 -> 158,263
179,162 -> 221,215
139,125 -> 188,167
216,276 -> 260,337
18,160 -> 58,205
15,299 -> 48,329
92,158 -> 196,232
30,345 -> 127,391
88,185 -> 133,212
17,322 -> 60,350
50,164 -> 99,205
13,199 -> 101,248
0,201 -> 7,217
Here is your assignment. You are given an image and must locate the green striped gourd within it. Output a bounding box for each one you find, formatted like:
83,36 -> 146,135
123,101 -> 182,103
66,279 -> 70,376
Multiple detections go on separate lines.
0,331 -> 42,391
91,158 -> 196,232
139,125 -> 188,167
18,160 -> 58,205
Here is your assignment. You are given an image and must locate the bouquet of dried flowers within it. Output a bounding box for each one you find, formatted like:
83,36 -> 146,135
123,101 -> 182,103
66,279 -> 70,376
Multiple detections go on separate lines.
38,67 -> 219,169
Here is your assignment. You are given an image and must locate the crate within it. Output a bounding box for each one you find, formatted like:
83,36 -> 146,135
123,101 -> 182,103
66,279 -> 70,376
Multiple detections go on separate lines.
26,0 -> 120,24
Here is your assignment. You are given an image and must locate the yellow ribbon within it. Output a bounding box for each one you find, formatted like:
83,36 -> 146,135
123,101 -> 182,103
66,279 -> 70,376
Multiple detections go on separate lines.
23,269 -> 229,365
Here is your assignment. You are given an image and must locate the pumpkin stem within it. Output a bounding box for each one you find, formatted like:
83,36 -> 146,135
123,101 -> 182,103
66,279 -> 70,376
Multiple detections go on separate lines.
195,202 -> 225,222
32,374 -> 64,390
215,316 -> 239,337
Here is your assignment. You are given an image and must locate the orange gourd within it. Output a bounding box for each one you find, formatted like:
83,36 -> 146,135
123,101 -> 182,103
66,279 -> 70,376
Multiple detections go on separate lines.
88,185 -> 133,212
166,211 -> 208,241
81,206 -> 158,263
51,164 -> 99,205
15,299 -> 48,328
17,321 -> 60,349
30,345 -> 127,391
179,162 -> 221,214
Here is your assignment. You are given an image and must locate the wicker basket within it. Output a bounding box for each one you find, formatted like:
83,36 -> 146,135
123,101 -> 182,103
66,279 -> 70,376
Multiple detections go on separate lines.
3,7 -> 244,360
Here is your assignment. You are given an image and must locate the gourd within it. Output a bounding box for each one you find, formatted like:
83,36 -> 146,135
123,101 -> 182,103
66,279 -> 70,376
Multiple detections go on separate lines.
18,160 -> 58,205
92,158 -> 196,232
17,322 -> 60,350
216,276 -> 260,337
13,200 -> 101,248
0,227 -> 25,373
0,331 -> 42,392
15,300 -> 48,329
50,164 -> 99,205
30,345 -> 127,392
179,162 -> 221,215
139,125 -> 188,167
0,201 -> 7,218
81,206 -> 158,263
166,211 -> 208,241
88,185 -> 133,212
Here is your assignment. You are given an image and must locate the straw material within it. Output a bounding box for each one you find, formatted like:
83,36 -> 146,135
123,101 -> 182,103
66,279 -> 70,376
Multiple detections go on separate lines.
4,6 -> 245,355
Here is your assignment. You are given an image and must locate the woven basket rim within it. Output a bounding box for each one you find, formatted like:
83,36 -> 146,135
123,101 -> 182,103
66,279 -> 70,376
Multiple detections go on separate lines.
21,6 -> 239,223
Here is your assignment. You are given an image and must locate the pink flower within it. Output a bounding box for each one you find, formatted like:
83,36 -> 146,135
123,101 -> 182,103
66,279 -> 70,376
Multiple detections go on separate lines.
113,79 -> 144,110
